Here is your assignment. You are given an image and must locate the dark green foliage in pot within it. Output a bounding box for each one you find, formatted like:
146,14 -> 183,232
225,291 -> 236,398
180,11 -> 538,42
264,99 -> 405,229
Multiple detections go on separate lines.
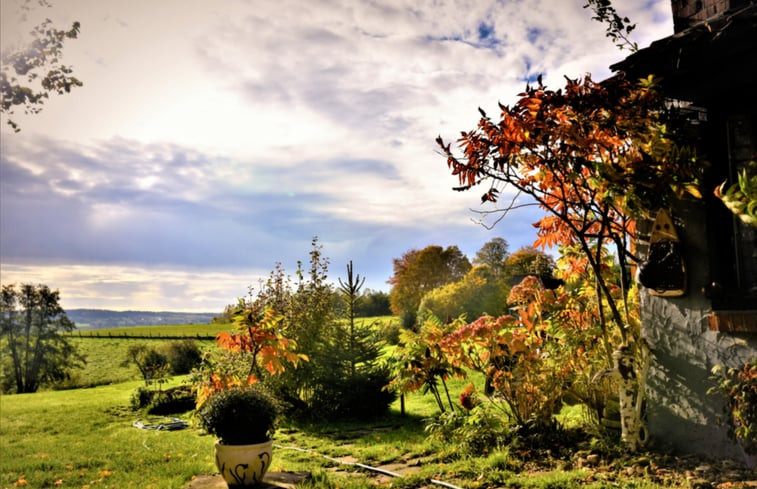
197,386 -> 279,445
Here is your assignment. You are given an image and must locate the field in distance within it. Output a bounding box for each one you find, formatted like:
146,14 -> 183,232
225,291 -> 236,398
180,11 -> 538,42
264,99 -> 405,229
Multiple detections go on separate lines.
64,316 -> 397,388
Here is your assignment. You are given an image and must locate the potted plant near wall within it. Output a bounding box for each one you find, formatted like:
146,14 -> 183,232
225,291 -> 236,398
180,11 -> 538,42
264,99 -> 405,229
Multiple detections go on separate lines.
197,386 -> 279,487
193,301 -> 306,488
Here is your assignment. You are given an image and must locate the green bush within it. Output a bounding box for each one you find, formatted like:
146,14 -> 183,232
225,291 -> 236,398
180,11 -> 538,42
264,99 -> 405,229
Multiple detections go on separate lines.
399,311 -> 416,330
197,386 -> 279,445
131,385 -> 196,414
147,385 -> 195,415
122,344 -> 169,386
418,265 -> 507,322
378,320 -> 401,345
130,386 -> 155,410
709,359 -> 757,454
163,340 -> 202,375
425,403 -> 511,456
305,365 -> 396,419
253,246 -> 396,421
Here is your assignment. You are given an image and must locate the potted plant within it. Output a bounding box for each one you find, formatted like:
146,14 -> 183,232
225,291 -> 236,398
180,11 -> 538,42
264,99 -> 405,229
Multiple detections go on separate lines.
193,302 -> 305,487
197,385 -> 279,487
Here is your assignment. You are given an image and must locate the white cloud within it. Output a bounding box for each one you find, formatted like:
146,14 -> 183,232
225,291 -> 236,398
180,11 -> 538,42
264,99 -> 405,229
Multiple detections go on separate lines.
0,263 -> 262,312
0,0 -> 675,310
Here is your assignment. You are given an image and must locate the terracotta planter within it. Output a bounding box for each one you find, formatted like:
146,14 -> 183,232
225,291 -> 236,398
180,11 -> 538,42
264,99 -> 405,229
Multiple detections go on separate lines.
214,439 -> 273,488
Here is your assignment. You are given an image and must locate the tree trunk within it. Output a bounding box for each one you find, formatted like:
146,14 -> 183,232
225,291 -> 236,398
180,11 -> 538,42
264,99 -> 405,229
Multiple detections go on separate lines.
614,345 -> 649,451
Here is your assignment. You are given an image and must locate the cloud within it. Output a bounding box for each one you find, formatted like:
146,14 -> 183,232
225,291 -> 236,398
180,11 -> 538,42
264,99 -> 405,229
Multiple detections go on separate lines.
0,0 -> 674,310
0,263 -> 261,312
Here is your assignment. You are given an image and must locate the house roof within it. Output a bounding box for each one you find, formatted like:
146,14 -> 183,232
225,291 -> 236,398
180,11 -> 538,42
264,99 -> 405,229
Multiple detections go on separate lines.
611,3 -> 757,103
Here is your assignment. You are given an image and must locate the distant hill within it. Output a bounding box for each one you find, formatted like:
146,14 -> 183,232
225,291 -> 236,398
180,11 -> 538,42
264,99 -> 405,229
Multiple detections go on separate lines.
66,309 -> 216,329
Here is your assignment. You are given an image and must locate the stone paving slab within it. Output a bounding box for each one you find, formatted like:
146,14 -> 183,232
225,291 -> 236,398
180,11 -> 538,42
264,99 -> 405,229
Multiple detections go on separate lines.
185,471 -> 311,489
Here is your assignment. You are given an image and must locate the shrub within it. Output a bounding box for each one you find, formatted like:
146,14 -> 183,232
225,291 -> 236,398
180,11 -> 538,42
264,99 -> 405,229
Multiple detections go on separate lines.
399,311 -> 416,330
148,385 -> 195,414
260,252 -> 396,421
130,386 -> 155,411
710,359 -> 757,454
122,344 -> 169,386
378,319 -> 401,345
418,265 -> 507,322
163,340 -> 202,375
197,386 -> 279,445
305,365 -> 396,419
425,403 -> 511,456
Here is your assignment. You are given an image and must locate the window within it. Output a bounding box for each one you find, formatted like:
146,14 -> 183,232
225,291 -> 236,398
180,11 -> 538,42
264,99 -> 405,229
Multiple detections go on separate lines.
705,111 -> 757,329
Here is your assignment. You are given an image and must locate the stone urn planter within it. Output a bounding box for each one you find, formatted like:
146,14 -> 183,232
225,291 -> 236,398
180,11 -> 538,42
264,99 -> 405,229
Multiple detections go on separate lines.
197,386 -> 279,488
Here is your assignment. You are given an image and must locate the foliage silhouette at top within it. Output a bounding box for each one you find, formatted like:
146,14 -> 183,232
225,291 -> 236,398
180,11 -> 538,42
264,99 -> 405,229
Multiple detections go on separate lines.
1,0 -> 82,132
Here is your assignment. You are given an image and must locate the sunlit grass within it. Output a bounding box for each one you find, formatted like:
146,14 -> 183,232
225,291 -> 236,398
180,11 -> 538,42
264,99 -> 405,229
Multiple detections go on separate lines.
0,379 -> 215,489
70,322 -> 230,337
61,316 -> 398,390
2,316 -> 696,489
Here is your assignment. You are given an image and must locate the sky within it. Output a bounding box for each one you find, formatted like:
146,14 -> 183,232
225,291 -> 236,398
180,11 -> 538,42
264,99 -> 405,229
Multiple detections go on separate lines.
0,0 -> 674,312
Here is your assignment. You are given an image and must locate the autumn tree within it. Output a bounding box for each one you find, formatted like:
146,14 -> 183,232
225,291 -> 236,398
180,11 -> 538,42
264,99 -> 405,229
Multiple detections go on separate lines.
1,0 -> 82,132
418,265 -> 507,322
388,245 -> 471,327
473,237 -> 510,279
504,246 -> 556,279
0,284 -> 84,393
437,74 -> 700,450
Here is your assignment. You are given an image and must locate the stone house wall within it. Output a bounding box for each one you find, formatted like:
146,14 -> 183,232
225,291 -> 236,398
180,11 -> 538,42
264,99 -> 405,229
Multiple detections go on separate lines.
621,0 -> 757,462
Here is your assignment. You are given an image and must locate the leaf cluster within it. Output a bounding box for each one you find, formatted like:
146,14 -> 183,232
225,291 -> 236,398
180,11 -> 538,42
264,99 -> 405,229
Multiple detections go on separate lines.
1,1 -> 82,131
193,303 -> 306,407
583,0 -> 637,51
438,74 -> 700,348
715,161 -> 757,227
709,359 -> 757,454
388,317 -> 466,413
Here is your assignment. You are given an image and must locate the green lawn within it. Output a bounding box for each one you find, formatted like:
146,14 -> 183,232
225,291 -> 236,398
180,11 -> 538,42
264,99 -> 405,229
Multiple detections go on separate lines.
0,378 -> 215,489
0,318 -> 710,488
1,374 -> 707,489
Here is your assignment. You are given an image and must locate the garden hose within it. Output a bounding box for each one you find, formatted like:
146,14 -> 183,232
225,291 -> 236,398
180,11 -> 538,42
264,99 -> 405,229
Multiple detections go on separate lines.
273,444 -> 464,489
133,417 -> 189,431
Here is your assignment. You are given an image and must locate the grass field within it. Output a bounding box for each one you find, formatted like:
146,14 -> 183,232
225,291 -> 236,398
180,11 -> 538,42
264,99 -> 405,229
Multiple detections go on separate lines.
0,373 -> 686,489
70,323 -> 230,338
63,317 -> 397,389
0,318 -> 726,489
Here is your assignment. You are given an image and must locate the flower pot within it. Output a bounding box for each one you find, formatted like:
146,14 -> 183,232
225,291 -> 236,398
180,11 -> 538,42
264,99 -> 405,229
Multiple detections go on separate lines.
214,439 -> 273,488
